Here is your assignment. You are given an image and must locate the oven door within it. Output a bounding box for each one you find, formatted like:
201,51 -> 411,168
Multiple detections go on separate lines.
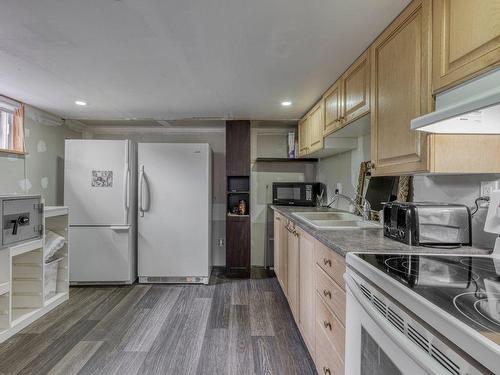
345,272 -> 448,375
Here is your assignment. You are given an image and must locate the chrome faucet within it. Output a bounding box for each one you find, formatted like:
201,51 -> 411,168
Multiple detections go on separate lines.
327,193 -> 371,220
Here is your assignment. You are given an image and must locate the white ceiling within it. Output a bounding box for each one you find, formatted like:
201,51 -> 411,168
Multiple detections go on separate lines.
0,0 -> 410,121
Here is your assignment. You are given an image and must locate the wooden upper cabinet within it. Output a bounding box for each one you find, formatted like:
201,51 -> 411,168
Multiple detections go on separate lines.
370,0 -> 433,176
323,80 -> 342,136
433,0 -> 500,93
341,50 -> 370,124
298,117 -> 309,157
308,102 -> 324,153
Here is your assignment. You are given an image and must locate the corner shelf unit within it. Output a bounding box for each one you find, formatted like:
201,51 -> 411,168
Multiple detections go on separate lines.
0,206 -> 70,343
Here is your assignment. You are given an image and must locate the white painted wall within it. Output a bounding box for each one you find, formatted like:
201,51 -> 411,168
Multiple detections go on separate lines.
250,123 -> 316,267
316,126 -> 371,210
0,105 -> 82,205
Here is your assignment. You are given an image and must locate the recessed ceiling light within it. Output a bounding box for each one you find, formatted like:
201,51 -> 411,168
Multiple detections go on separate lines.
281,101 -> 292,107
75,100 -> 87,106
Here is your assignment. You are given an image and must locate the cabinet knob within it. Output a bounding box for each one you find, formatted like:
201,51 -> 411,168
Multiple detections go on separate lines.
323,320 -> 332,330
323,289 -> 332,299
323,366 -> 331,375
323,258 -> 332,267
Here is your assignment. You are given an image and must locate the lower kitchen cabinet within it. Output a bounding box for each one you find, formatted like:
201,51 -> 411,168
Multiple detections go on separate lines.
274,213 -> 288,294
287,224 -> 300,321
298,228 -> 315,357
273,212 -> 346,374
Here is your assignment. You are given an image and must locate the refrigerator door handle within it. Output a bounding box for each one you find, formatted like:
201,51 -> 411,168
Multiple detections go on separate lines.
124,164 -> 130,211
139,165 -> 150,217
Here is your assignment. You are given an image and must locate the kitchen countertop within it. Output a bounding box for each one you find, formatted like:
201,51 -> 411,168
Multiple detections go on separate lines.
271,205 -> 491,257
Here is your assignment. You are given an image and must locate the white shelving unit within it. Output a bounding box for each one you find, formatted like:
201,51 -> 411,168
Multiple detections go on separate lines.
0,206 -> 70,343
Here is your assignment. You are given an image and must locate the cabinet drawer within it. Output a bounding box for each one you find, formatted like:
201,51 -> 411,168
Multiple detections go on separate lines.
315,242 -> 345,290
316,292 -> 345,360
315,265 -> 346,326
315,321 -> 344,375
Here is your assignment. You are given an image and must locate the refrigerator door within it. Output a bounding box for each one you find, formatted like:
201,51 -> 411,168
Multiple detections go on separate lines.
138,143 -> 211,278
69,226 -> 133,283
64,140 -> 130,225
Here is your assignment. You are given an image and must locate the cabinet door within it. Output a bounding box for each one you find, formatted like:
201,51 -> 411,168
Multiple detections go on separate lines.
278,218 -> 288,294
273,214 -> 281,282
298,117 -> 309,156
226,217 -> 250,276
341,50 -> 370,124
370,0 -> 433,176
308,102 -> 324,153
433,0 -> 500,92
298,229 -> 315,357
287,229 -> 299,321
323,80 -> 342,136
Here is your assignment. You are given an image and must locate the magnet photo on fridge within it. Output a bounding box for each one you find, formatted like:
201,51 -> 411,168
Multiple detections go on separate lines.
91,170 -> 113,187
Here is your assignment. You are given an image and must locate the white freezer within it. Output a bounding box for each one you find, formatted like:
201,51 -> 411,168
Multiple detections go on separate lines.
138,143 -> 212,283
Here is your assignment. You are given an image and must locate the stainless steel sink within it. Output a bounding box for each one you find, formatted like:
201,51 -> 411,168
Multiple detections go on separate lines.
292,212 -> 360,221
292,211 -> 382,230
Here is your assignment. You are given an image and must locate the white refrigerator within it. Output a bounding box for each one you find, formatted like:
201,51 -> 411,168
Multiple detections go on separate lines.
64,139 -> 137,284
138,143 -> 212,284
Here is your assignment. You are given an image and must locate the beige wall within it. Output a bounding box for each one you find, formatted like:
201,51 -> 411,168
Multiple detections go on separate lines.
0,106 -> 81,205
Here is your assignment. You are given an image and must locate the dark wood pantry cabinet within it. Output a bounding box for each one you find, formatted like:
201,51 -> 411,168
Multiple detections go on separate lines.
225,120 -> 251,277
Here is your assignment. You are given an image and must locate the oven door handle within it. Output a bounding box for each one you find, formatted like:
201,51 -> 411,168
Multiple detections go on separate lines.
344,273 -> 450,375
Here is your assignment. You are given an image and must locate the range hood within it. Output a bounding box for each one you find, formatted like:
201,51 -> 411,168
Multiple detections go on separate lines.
411,86 -> 500,134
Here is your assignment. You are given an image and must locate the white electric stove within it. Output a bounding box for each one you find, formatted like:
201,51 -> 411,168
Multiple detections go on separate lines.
345,252 -> 500,375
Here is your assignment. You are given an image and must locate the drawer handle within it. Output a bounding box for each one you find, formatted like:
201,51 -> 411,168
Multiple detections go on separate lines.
323,320 -> 332,330
323,289 -> 332,299
323,258 -> 332,267
323,366 -> 331,375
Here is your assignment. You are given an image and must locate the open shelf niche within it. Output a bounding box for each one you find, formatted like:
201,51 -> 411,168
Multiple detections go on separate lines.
43,211 -> 70,303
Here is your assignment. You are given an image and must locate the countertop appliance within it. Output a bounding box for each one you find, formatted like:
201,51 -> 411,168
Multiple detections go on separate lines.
1,195 -> 43,249
272,182 -> 322,206
383,202 -> 472,246
345,252 -> 499,374
64,140 -> 137,284
138,143 -> 212,284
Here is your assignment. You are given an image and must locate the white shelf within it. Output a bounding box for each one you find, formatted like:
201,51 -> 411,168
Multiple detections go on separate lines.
44,206 -> 69,218
44,292 -> 68,307
10,239 -> 43,257
0,282 -> 9,296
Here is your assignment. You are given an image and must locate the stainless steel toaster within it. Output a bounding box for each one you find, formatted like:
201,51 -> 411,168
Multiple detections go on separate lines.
383,202 -> 472,246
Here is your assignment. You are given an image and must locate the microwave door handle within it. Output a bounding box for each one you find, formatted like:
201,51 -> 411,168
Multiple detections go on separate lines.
344,274 -> 447,374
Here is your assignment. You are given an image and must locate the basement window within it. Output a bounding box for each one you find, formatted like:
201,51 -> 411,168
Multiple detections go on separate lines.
0,96 -> 25,154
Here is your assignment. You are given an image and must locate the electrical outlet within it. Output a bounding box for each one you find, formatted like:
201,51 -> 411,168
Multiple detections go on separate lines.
218,238 -> 224,247
481,180 -> 500,198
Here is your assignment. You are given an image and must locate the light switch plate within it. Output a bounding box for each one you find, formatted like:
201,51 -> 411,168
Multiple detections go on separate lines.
481,180 -> 500,198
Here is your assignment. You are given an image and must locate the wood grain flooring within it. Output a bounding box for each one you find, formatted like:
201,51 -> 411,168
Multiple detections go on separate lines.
0,269 -> 316,375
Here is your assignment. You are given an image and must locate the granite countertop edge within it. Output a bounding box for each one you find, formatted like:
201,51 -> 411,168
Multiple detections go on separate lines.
270,205 -> 492,258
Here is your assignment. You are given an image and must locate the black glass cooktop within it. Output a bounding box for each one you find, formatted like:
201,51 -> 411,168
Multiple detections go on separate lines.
356,254 -> 500,346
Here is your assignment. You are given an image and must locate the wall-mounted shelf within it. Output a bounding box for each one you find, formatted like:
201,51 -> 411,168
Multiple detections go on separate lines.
227,213 -> 250,218
255,157 -> 318,162
227,191 -> 249,194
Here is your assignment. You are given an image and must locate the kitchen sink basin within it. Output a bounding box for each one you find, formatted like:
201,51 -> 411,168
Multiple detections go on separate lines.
292,211 -> 360,221
292,211 -> 382,230
308,220 -> 382,230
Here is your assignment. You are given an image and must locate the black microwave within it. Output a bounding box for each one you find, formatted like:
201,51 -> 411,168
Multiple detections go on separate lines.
272,182 -> 323,206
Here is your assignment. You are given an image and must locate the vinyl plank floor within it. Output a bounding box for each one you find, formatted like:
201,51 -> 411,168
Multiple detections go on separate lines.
0,270 -> 316,375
